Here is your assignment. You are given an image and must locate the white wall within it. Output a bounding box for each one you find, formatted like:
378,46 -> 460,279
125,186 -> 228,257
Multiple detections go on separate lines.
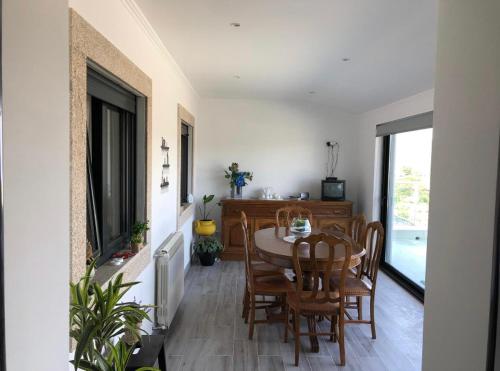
423,0 -> 500,369
69,0 -> 200,328
195,98 -> 359,224
3,0 -> 70,369
357,89 -> 434,220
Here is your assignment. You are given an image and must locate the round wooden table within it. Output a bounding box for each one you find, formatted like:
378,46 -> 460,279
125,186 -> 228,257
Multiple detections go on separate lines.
254,227 -> 365,270
253,227 -> 365,353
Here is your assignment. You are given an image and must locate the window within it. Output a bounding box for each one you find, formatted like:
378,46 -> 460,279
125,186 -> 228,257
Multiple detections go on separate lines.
87,68 -> 146,266
180,122 -> 193,205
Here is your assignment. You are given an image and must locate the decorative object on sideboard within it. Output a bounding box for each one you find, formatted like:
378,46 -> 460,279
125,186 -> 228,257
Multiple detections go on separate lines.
194,237 -> 224,266
224,162 -> 253,199
260,187 -> 282,200
131,220 -> 150,253
160,137 -> 170,188
195,194 -> 217,236
300,192 -> 310,200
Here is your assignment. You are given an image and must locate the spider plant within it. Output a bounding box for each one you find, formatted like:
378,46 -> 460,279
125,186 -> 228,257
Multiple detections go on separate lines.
70,261 -> 156,370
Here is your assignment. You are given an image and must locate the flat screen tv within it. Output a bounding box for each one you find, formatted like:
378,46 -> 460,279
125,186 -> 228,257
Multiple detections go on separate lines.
321,178 -> 345,201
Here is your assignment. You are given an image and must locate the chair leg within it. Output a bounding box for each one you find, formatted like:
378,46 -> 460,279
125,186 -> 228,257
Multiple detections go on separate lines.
242,286 -> 249,321
370,294 -> 376,339
284,305 -> 289,343
338,314 -> 346,366
249,296 -> 256,340
357,296 -> 363,320
294,311 -> 300,366
330,315 -> 338,342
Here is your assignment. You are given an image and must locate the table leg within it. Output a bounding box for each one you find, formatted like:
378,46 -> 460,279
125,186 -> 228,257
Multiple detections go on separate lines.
306,315 -> 320,353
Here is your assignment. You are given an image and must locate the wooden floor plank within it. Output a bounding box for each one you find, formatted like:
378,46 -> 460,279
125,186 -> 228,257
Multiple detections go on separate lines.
258,355 -> 286,371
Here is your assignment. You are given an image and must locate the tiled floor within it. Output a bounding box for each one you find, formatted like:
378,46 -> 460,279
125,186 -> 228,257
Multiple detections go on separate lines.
164,261 -> 423,371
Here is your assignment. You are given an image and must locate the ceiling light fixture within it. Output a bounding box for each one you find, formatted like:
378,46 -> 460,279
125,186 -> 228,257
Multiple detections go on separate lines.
342,58 -> 351,62
230,22 -> 241,28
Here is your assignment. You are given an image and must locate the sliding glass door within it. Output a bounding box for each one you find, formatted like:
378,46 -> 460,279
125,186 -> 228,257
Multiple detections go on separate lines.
381,127 -> 433,298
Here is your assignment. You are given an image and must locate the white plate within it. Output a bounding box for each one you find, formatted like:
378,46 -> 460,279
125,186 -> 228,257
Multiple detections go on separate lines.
283,235 -> 297,243
283,234 -> 310,243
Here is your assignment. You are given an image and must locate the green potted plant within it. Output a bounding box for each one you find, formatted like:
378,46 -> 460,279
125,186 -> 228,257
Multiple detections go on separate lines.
195,194 -> 217,236
69,262 -> 158,370
131,220 -> 150,253
194,237 -> 224,266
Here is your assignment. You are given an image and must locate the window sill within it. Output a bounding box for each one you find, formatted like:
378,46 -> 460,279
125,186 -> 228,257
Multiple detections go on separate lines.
93,244 -> 151,287
178,202 -> 194,228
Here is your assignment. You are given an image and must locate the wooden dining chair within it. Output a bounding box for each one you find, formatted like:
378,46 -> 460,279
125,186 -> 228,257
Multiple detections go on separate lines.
240,212 -> 293,339
241,211 -> 284,320
350,214 -> 367,245
284,233 -> 352,366
321,214 -> 366,245
330,221 -> 384,339
275,206 -> 313,230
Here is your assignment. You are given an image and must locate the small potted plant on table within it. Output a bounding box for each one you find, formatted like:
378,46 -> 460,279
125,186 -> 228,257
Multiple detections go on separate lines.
195,194 -> 217,236
194,237 -> 224,266
131,220 -> 150,253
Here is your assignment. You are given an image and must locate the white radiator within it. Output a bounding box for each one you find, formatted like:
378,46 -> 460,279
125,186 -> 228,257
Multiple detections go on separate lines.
155,231 -> 184,329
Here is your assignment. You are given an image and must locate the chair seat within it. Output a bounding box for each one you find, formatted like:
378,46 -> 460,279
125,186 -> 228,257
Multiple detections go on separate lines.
286,290 -> 340,314
252,261 -> 283,276
253,274 -> 294,295
330,275 -> 372,296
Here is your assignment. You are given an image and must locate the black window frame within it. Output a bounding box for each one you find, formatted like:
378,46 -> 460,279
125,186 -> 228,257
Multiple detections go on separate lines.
87,67 -> 146,267
380,134 -> 425,302
180,121 -> 193,206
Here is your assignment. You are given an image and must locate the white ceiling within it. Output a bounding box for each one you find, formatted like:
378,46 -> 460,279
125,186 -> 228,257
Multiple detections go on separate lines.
135,0 -> 437,113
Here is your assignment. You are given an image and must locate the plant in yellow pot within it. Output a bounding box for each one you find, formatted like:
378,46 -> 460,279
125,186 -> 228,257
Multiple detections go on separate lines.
195,194 -> 217,236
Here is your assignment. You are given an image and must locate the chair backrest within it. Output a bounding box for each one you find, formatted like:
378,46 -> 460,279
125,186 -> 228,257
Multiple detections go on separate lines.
240,211 -> 254,291
275,206 -> 313,229
359,221 -> 385,285
350,214 -> 367,245
292,233 -> 352,306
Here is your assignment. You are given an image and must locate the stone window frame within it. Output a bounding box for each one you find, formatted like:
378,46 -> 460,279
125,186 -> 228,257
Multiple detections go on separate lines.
69,9 -> 152,284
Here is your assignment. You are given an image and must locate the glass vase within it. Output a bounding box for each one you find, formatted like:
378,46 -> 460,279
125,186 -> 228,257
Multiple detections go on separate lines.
231,185 -> 243,199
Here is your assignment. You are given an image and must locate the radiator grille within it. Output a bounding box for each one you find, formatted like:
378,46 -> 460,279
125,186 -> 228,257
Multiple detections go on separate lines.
155,232 -> 184,329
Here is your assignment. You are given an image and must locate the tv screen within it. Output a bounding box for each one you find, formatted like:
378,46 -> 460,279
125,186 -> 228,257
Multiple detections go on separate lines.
322,179 -> 345,201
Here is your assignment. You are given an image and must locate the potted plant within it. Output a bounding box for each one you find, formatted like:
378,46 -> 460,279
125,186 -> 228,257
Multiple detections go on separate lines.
69,262 -> 158,371
224,162 -> 253,198
131,220 -> 150,253
195,194 -> 217,236
194,237 -> 224,266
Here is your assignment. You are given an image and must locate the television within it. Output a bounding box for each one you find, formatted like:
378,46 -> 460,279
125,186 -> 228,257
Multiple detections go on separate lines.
321,178 -> 345,201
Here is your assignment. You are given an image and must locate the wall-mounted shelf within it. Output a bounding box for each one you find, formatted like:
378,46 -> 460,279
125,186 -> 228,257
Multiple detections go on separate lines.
160,137 -> 170,189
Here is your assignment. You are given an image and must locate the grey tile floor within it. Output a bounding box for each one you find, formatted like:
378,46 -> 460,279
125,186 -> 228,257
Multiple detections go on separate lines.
164,261 -> 423,371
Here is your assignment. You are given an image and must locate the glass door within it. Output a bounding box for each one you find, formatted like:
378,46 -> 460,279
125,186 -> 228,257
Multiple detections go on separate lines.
381,128 -> 433,298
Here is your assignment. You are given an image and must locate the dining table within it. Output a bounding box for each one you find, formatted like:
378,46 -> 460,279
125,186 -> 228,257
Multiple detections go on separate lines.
253,226 -> 366,353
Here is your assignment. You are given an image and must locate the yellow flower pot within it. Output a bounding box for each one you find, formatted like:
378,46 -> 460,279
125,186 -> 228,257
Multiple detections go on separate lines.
195,220 -> 216,236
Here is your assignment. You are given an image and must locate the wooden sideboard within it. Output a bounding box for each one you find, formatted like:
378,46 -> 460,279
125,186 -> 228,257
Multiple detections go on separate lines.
220,199 -> 353,260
